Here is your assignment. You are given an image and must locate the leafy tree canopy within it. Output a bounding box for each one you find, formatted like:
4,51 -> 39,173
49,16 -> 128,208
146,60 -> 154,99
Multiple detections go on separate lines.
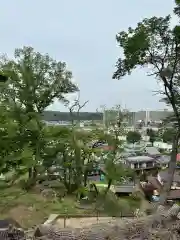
126,131 -> 141,144
147,128 -> 157,145
112,3 -> 180,204
0,46 -> 77,114
0,46 -> 77,177
113,14 -> 180,127
162,128 -> 176,143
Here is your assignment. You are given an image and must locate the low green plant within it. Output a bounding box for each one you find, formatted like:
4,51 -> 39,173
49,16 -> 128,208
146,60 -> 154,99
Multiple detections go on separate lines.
19,178 -> 36,191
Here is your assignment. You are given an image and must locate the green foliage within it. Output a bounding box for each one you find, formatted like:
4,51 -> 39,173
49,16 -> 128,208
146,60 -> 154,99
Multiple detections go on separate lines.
174,0 -> 180,17
0,46 -> 77,179
95,191 -> 122,216
113,13 -> 180,128
0,46 -> 77,112
113,3 -> 180,205
147,128 -> 157,145
126,131 -> 141,144
19,178 -> 36,191
104,158 -> 133,184
95,191 -> 140,217
113,15 -> 172,80
41,126 -> 103,193
0,45 -> 134,216
162,128 -> 176,143
0,74 -> 8,83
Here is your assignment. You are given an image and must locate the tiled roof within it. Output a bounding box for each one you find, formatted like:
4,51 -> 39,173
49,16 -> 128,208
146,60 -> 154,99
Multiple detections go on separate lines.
126,155 -> 155,163
113,185 -> 135,193
145,147 -> 160,155
167,190 -> 180,200
156,155 -> 170,164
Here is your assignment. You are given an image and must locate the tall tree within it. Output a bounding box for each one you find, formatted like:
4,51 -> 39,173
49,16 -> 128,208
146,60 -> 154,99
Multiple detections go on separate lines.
113,11 -> 180,204
42,125 -> 99,193
0,104 -> 24,173
0,46 -> 77,179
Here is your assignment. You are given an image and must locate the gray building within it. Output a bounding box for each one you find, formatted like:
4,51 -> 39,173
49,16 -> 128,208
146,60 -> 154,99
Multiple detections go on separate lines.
132,110 -> 172,124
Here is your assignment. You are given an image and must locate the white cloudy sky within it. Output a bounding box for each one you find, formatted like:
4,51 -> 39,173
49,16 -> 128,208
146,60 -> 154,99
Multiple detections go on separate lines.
0,0 -> 176,111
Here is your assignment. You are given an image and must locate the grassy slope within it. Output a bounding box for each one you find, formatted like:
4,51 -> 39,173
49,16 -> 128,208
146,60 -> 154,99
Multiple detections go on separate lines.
0,186 -> 89,228
0,178 -> 143,228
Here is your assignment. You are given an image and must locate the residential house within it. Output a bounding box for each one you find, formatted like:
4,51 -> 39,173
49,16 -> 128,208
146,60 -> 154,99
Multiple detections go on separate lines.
125,156 -> 157,171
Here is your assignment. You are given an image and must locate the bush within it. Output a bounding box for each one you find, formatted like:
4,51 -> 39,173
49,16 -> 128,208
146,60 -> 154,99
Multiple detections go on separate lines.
36,174 -> 49,183
0,180 -> 9,189
127,195 -> 141,209
41,180 -> 67,198
19,178 -> 36,191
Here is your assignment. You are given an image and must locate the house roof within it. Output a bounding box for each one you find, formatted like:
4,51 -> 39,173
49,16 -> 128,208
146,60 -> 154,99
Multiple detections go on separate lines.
126,155 -> 155,163
156,155 -> 170,164
113,183 -> 135,193
145,147 -> 160,155
167,190 -> 180,200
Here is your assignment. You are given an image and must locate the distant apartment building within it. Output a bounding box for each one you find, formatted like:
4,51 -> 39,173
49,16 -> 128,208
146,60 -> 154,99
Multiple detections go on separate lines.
103,109 -> 173,127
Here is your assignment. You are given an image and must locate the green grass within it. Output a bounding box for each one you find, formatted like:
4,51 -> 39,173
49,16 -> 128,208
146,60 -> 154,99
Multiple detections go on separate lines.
0,179 -> 142,228
0,185 -> 91,228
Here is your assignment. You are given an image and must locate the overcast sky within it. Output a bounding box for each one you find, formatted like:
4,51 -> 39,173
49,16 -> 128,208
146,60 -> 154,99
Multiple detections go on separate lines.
0,0 -> 176,112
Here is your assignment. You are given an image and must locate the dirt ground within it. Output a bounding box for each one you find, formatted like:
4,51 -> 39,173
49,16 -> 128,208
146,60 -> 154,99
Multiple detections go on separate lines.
55,217 -> 118,228
7,205 -> 47,228
0,186 -> 143,229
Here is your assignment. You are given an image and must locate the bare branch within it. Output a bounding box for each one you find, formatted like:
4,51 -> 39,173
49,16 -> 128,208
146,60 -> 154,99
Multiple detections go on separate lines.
65,92 -> 89,127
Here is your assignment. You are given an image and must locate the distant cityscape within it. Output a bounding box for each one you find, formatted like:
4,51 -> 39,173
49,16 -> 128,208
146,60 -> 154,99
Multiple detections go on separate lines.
42,109 -> 173,126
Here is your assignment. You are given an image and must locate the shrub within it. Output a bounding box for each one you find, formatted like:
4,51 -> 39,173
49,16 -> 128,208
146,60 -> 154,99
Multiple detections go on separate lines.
19,178 -> 36,191
0,180 -> 9,189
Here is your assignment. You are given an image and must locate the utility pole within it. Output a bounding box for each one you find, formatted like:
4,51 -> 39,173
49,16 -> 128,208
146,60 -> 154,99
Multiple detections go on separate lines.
100,105 -> 106,127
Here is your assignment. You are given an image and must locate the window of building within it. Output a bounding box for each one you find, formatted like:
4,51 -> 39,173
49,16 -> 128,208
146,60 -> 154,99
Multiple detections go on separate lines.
134,163 -> 138,169
146,161 -> 153,168
139,163 -> 143,168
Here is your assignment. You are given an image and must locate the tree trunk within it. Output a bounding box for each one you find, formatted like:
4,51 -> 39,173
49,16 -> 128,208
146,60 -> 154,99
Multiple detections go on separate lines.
28,167 -> 37,180
104,179 -> 112,196
28,168 -> 32,179
33,167 -> 37,179
91,183 -> 99,197
83,170 -> 88,187
159,132 -> 180,205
